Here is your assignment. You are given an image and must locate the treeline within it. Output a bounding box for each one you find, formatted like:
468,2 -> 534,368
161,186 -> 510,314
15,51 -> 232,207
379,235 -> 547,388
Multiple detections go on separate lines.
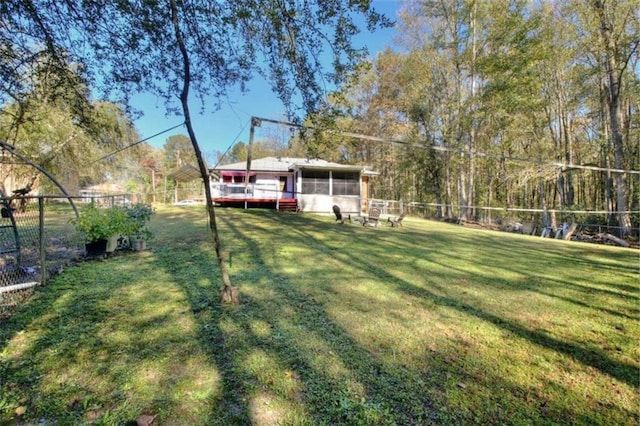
307,0 -> 638,236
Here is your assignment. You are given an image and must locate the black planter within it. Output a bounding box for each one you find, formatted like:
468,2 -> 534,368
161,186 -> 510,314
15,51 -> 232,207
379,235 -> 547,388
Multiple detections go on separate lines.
85,239 -> 108,258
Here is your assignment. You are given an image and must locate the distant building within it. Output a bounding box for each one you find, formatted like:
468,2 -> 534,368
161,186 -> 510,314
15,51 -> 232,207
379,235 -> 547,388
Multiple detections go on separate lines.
78,182 -> 132,205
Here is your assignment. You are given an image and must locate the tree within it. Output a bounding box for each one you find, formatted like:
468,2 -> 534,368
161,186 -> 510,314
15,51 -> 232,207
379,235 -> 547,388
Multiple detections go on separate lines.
136,144 -> 163,203
223,134 -> 301,164
589,0 -> 637,236
0,96 -> 139,195
0,43 -> 140,194
2,1 -> 390,303
330,0 -> 638,234
164,134 -> 195,169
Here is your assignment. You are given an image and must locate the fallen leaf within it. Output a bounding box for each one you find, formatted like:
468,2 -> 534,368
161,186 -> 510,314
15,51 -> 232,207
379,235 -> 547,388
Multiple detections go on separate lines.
86,410 -> 100,421
137,414 -> 157,426
285,370 -> 300,380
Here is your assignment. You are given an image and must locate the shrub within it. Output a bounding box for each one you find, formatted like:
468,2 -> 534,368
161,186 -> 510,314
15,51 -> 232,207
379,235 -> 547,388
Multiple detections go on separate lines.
73,204 -> 114,242
73,203 -> 155,244
125,203 -> 155,240
74,204 -> 144,241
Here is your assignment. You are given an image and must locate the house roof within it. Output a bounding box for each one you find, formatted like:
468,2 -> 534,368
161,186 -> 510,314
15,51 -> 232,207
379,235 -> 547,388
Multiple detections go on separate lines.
79,182 -> 124,194
212,157 -> 369,173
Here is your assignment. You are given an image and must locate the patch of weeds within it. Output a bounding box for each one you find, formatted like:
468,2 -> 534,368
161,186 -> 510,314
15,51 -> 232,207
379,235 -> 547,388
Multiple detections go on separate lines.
331,391 -> 394,425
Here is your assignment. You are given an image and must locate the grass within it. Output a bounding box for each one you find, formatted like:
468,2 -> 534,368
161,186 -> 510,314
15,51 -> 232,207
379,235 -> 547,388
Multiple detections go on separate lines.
0,205 -> 638,425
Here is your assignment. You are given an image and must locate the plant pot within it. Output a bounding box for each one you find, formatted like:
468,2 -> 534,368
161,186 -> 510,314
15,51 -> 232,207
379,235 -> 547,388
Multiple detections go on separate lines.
85,239 -> 108,257
106,234 -> 119,253
131,239 -> 146,251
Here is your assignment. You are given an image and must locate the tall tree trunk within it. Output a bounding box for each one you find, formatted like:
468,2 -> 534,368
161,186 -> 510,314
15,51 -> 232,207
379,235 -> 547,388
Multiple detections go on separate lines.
593,0 -> 632,237
599,80 -> 616,223
457,152 -> 466,220
467,0 -> 478,222
454,56 -> 468,221
563,114 -> 575,206
444,155 -> 453,219
538,162 -> 550,227
487,173 -> 493,224
432,157 -> 444,219
170,0 -> 238,303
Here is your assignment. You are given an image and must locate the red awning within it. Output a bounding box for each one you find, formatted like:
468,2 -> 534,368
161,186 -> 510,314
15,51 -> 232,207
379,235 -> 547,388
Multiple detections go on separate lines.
220,171 -> 257,177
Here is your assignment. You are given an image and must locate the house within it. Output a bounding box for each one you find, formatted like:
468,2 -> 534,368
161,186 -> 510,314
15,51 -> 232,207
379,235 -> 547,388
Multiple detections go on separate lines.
78,182 -> 133,206
209,157 -> 377,214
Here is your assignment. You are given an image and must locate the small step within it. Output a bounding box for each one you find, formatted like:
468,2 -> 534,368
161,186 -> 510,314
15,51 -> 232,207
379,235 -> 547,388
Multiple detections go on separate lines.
277,199 -> 299,212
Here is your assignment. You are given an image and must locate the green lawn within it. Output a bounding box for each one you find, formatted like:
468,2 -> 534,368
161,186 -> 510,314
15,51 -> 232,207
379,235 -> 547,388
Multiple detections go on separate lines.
1,205 -> 638,425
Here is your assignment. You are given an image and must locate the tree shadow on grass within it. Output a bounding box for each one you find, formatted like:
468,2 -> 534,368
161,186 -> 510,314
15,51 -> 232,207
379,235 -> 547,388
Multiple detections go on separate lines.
0,253 -> 223,425
225,211 -> 638,420
284,213 -> 638,382
413,233 -> 636,383
148,213 -> 434,424
5,207 -> 632,424
214,214 -> 442,424
409,242 -> 640,321
150,245 -> 253,424
380,223 -> 639,320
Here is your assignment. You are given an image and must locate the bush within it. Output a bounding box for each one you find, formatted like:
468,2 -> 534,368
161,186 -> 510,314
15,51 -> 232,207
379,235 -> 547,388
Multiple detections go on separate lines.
72,203 -> 155,244
73,204 -> 118,242
125,203 -> 155,240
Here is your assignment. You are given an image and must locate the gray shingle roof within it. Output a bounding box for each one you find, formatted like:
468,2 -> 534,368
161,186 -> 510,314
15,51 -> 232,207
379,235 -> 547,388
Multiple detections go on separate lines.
212,157 -> 365,172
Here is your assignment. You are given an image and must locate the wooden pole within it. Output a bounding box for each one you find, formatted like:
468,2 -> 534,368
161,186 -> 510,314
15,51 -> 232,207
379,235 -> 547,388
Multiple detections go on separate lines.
245,117 -> 261,209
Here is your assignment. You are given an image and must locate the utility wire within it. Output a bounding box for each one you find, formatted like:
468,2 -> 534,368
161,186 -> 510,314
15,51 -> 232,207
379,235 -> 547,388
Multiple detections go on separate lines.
252,116 -> 640,175
96,121 -> 186,162
211,121 -> 251,170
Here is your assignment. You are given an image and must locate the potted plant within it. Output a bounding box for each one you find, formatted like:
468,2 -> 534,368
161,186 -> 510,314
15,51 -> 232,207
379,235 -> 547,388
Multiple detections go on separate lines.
105,206 -> 129,253
73,203 -> 137,256
72,203 -> 113,257
125,203 -> 154,251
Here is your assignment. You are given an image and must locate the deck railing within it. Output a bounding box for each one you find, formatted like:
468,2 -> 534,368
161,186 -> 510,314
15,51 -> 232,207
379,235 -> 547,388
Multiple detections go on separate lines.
211,182 -> 281,200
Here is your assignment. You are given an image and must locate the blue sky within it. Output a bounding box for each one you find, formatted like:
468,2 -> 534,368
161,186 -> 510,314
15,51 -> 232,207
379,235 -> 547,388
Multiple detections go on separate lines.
130,0 -> 402,160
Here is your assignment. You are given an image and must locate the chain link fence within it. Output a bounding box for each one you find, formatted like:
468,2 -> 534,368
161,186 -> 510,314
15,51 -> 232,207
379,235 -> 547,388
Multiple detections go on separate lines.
0,194 -> 135,318
369,199 -> 639,241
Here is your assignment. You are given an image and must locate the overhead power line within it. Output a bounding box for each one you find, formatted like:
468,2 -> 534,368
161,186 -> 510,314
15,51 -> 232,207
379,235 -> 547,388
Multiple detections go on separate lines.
251,116 -> 640,175
96,121 -> 186,162
211,121 -> 251,170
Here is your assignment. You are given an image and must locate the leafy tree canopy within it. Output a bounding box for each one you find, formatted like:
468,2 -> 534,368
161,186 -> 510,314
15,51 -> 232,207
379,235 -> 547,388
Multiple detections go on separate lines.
2,1 -> 392,121
163,134 -> 195,169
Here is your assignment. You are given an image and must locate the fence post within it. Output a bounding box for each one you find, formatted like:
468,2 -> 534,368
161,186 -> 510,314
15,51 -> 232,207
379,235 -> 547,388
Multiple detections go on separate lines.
39,196 -> 46,287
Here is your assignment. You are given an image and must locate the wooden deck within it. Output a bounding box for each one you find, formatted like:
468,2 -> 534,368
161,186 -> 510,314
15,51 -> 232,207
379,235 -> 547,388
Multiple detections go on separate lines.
213,197 -> 299,212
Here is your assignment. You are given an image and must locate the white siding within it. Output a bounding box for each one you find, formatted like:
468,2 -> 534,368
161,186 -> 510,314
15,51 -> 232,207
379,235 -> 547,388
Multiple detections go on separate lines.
298,194 -> 361,214
254,174 -> 280,199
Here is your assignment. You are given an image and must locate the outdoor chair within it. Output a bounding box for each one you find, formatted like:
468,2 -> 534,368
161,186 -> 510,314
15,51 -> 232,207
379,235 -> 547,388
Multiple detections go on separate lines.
388,211 -> 406,227
365,207 -> 381,227
332,205 -> 344,224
